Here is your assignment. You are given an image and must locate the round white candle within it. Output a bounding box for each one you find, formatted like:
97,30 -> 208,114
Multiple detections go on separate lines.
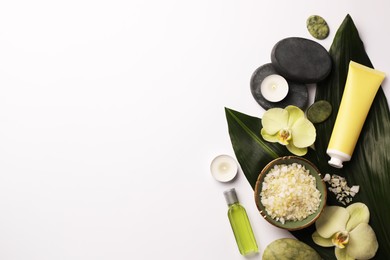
210,155 -> 238,182
260,74 -> 289,102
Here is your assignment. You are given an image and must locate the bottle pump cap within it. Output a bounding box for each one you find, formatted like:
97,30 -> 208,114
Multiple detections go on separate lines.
223,188 -> 239,205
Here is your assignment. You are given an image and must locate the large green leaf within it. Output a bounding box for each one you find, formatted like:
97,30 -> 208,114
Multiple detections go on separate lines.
225,14 -> 390,259
225,107 -> 335,259
225,107 -> 320,187
225,108 -> 289,188
313,14 -> 390,259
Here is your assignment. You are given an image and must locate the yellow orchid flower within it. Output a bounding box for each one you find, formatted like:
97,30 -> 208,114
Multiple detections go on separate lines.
261,106 -> 316,156
312,203 -> 378,260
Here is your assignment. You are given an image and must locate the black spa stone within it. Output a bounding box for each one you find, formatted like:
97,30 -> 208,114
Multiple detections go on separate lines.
271,37 -> 332,83
250,63 -> 308,110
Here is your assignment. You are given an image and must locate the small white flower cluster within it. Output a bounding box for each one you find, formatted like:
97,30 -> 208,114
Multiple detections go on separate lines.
323,173 -> 359,205
260,163 -> 321,224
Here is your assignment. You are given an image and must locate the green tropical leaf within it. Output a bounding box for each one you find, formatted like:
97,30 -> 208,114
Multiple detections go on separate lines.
224,107 -> 289,188
312,14 -> 390,259
225,14 -> 390,259
225,107 -> 334,259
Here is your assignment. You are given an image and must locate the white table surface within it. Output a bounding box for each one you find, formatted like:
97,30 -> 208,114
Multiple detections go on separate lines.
1,0 -> 389,259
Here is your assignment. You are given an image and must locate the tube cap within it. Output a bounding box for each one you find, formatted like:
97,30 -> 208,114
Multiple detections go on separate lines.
328,157 -> 343,168
223,188 -> 239,205
327,149 -> 350,168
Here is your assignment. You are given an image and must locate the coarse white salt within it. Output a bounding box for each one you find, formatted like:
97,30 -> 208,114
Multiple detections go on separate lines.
260,163 -> 321,224
323,173 -> 359,205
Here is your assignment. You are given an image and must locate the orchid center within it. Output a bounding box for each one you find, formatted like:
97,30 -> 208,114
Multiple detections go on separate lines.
278,128 -> 292,145
332,231 -> 349,249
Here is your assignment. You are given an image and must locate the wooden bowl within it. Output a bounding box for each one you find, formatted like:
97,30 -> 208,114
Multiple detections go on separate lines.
254,156 -> 327,230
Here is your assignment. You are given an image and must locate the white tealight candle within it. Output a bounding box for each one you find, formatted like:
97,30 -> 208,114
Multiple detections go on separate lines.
210,155 -> 238,182
260,74 -> 289,102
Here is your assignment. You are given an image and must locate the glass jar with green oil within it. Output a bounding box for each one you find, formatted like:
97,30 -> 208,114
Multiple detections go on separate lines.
223,188 -> 258,256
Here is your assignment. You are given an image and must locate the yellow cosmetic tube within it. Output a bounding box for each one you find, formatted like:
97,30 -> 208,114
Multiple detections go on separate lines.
327,61 -> 386,168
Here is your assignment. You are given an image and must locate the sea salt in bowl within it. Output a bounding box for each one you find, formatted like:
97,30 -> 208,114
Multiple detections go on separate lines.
254,156 -> 327,231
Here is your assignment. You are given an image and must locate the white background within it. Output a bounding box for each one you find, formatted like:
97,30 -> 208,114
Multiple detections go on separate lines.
1,0 -> 389,259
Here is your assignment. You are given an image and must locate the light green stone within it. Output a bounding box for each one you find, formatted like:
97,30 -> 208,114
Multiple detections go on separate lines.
263,238 -> 321,260
307,100 -> 332,124
306,15 -> 330,40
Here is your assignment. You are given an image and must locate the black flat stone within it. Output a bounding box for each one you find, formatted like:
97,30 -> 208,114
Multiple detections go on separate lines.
271,37 -> 332,83
250,63 -> 309,110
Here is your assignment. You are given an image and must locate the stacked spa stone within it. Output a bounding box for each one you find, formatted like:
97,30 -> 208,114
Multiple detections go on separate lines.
251,37 -> 332,110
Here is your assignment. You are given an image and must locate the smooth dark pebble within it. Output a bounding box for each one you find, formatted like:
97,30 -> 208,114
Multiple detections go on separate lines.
271,37 -> 332,83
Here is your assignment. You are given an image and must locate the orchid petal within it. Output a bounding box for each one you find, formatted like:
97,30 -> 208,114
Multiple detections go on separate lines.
291,117 -> 316,148
285,105 -> 305,127
315,206 -> 349,238
335,247 -> 354,260
286,143 -> 307,156
312,231 -> 334,247
261,108 -> 289,135
345,223 -> 378,259
260,128 -> 279,143
346,203 -> 370,231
